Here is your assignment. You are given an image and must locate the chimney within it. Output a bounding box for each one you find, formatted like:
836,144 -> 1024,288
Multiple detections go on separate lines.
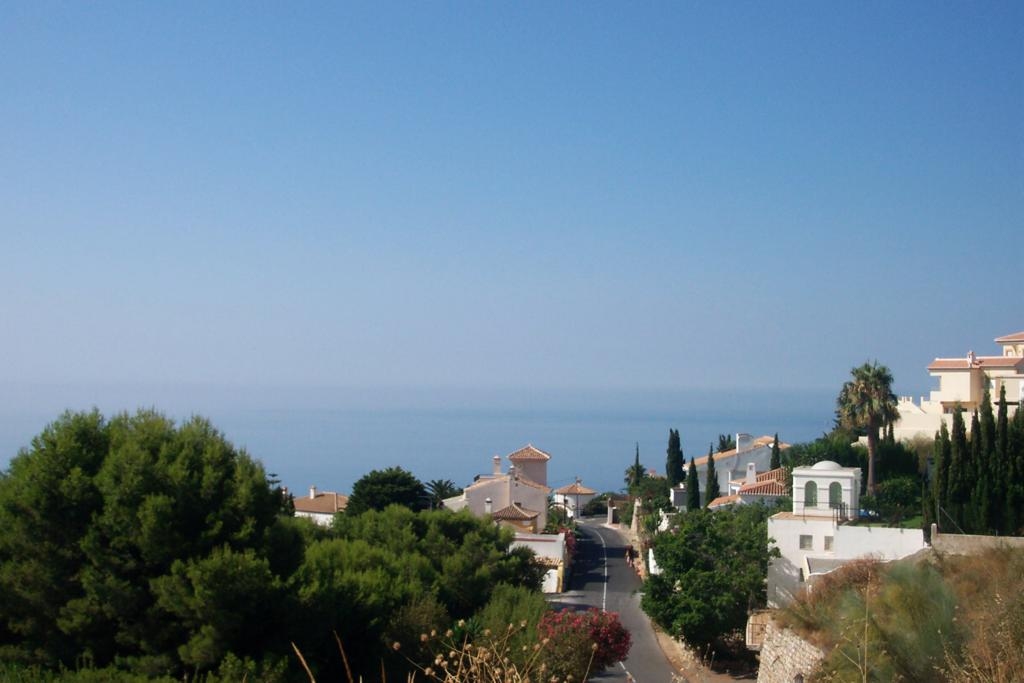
492,455 -> 502,476
484,497 -> 492,514
309,485 -> 317,499
736,433 -> 754,453
746,462 -> 756,485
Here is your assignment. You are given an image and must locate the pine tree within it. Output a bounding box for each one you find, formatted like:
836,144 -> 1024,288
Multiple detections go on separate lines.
933,421 -> 951,529
704,443 -> 721,506
770,433 -> 781,470
685,457 -> 700,512
666,429 -> 685,487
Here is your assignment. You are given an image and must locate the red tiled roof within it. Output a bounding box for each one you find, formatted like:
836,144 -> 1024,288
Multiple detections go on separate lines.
739,480 -> 788,496
756,467 -> 787,483
491,503 -> 540,521
508,444 -> 551,461
995,330 -> 1024,343
928,356 -> 1024,371
554,481 -> 597,495
294,491 -> 348,514
707,494 -> 740,509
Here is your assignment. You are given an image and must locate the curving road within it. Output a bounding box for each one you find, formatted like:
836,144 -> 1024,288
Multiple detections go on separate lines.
549,520 -> 680,682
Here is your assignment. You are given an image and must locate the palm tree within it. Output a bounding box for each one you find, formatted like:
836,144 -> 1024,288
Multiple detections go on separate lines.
425,478 -> 461,509
837,361 -> 898,494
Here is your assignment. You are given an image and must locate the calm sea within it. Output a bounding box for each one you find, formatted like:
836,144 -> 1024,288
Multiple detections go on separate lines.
0,385 -> 835,495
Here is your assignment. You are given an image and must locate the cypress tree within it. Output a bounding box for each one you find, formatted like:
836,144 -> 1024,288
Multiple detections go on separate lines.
770,433 -> 781,470
1006,397 -> 1024,534
933,421 -> 951,529
666,429 -> 685,487
979,389 -> 1001,532
704,443 -> 721,506
947,407 -> 969,531
685,457 -> 700,512
970,410 -> 986,533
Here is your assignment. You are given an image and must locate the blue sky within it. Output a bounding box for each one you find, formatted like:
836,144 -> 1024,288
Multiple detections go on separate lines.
2,2 -> 1021,401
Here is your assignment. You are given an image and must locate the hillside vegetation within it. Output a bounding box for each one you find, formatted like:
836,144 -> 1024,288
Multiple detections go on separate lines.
779,547 -> 1024,682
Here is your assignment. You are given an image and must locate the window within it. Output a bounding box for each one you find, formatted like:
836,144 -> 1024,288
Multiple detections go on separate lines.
799,534 -> 813,550
805,481 -> 818,507
829,482 -> 842,508
824,535 -> 834,551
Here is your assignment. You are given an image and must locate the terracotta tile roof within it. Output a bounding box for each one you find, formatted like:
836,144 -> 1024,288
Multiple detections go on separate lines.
928,356 -> 1024,371
707,494 -> 740,509
507,444 -> 551,461
294,491 -> 348,515
995,330 -> 1024,343
739,480 -> 788,496
692,437 -> 790,467
756,467 -> 787,483
554,481 -> 597,495
463,473 -> 551,494
491,503 -> 539,521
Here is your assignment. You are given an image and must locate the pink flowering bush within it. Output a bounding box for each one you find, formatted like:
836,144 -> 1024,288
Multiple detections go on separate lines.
538,608 -> 631,674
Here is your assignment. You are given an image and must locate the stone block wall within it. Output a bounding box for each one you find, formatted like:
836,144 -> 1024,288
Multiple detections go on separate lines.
757,619 -> 824,683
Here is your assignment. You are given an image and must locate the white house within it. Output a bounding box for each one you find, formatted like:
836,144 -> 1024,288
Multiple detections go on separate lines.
552,479 -> 598,518
511,532 -> 571,593
767,461 -> 926,608
293,485 -> 348,526
443,444 -> 553,532
672,434 -> 789,509
895,330 -> 1024,442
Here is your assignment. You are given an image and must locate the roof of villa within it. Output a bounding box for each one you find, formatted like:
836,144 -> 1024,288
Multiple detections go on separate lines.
928,356 -> 1024,371
554,480 -> 597,495
739,480 -> 788,496
463,473 -> 551,494
995,331 -> 1024,343
693,436 -> 790,467
756,467 -> 787,483
508,444 -> 552,461
294,491 -> 348,514
736,467 -> 789,496
707,494 -> 740,509
491,503 -> 540,521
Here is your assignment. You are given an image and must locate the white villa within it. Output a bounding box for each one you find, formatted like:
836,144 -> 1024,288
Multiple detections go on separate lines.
552,479 -> 598,518
895,330 -> 1024,441
443,444 -> 553,533
767,461 -> 926,608
671,434 -> 789,510
292,485 -> 348,526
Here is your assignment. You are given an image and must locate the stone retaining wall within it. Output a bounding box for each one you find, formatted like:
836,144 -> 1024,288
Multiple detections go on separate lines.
756,619 -> 823,683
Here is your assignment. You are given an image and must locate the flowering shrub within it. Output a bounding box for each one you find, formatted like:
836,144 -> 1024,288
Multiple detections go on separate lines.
538,608 -> 631,670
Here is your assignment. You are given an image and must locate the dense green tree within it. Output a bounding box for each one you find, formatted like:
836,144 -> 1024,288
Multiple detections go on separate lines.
666,429 -> 685,487
686,458 -> 700,511
717,434 -> 736,453
704,444 -> 721,506
643,505 -> 779,651
837,361 -> 898,494
770,433 -> 781,470
346,466 -> 428,515
0,410 -> 288,675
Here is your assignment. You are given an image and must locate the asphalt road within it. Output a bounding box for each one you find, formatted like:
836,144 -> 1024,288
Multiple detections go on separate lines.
550,520 -> 680,682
